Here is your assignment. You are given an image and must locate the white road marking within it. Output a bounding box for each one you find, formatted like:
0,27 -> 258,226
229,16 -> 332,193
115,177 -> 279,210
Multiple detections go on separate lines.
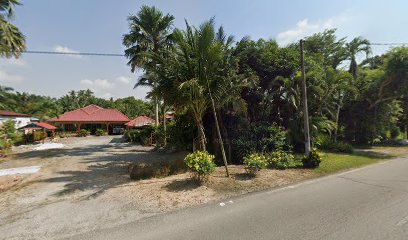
0,166 -> 41,176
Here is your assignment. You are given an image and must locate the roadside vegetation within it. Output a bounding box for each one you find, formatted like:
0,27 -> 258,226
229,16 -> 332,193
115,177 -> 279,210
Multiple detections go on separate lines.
2,3 -> 408,189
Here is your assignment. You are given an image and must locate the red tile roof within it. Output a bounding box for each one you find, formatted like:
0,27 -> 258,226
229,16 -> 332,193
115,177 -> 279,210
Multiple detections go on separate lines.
35,122 -> 57,130
49,105 -> 130,123
19,122 -> 57,130
125,116 -> 155,127
0,110 -> 31,117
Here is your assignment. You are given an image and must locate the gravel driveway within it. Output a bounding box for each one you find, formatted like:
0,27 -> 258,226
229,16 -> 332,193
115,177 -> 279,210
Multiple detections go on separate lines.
0,136 -> 186,240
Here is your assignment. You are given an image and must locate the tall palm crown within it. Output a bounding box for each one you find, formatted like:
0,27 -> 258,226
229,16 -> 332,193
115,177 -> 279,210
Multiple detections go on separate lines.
122,5 -> 175,72
346,37 -> 371,79
0,0 -> 25,58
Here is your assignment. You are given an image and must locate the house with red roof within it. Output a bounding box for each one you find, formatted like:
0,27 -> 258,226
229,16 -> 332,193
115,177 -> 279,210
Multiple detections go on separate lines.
0,110 -> 39,128
19,122 -> 57,135
125,115 -> 155,128
48,104 -> 130,134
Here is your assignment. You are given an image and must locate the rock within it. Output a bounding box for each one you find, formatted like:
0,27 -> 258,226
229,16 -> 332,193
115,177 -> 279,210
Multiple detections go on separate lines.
396,139 -> 408,145
129,163 -> 156,180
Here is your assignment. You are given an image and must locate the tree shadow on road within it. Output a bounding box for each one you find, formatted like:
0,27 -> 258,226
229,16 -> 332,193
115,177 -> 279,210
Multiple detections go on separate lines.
17,140 -> 188,199
164,178 -> 200,192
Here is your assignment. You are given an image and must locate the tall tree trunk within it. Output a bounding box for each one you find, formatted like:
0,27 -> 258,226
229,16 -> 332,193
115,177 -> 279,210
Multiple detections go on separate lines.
217,109 -> 230,164
334,96 -> 344,142
197,122 -> 206,151
155,96 -> 159,126
210,97 -> 229,177
163,101 -> 167,147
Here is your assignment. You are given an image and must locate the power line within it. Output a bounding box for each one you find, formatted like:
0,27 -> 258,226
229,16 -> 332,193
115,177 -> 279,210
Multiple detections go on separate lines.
22,50 -> 125,57
371,43 -> 408,46
17,42 -> 408,57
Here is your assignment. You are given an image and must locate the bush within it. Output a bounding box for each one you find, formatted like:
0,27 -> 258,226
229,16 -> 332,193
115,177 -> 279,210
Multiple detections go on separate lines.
243,153 -> 267,175
33,131 -> 46,141
95,129 -> 106,136
77,129 -> 90,137
266,150 -> 295,169
234,123 -> 291,163
184,151 -> 216,181
316,135 -> 354,153
302,148 -> 322,168
124,126 -> 153,145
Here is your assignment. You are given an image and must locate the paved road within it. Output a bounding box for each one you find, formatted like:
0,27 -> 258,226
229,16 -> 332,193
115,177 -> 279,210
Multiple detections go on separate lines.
68,157 -> 408,240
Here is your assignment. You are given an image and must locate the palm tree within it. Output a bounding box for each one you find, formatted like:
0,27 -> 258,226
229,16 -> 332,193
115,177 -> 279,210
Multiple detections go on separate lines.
169,19 -> 247,176
123,5 -> 174,126
346,37 -> 371,79
0,0 -> 25,58
0,85 -> 14,109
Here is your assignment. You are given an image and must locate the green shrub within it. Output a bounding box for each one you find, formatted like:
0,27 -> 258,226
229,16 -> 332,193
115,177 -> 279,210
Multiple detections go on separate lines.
95,129 -> 106,136
124,126 -> 153,145
302,148 -> 322,168
33,131 -> 46,141
77,129 -> 90,137
316,135 -> 354,153
234,123 -> 291,163
243,153 -> 267,175
184,151 -> 216,181
266,150 -> 295,169
58,132 -> 66,138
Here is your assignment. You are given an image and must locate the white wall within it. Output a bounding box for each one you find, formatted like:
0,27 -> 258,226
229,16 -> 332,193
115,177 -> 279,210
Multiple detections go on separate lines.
0,116 -> 33,129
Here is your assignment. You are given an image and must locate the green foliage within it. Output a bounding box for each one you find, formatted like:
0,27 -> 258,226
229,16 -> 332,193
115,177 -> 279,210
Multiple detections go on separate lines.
124,126 -> 153,145
302,148 -> 322,168
266,150 -> 295,169
184,151 -> 216,181
77,129 -> 90,137
316,135 -> 354,153
315,152 -> 385,174
0,0 -> 25,58
95,129 -> 106,136
243,153 -> 267,175
234,123 -> 291,162
154,112 -> 194,150
0,120 -> 21,155
113,97 -> 150,119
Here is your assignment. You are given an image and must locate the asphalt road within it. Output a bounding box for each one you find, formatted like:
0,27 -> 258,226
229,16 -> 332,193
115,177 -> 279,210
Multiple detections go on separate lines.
68,156 -> 408,240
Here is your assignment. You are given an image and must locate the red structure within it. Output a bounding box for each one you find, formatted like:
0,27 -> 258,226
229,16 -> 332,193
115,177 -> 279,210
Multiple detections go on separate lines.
125,116 -> 155,128
48,105 -> 130,134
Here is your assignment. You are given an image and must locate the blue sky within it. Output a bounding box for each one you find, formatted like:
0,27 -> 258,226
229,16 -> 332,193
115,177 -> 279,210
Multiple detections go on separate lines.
1,0 -> 408,100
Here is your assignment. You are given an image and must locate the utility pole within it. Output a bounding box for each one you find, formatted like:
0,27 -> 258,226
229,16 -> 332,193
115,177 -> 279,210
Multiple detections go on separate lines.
300,39 -> 311,155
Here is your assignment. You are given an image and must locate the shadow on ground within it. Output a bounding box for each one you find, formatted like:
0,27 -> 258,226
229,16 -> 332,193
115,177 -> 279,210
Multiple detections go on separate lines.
164,179 -> 200,192
16,137 -> 188,199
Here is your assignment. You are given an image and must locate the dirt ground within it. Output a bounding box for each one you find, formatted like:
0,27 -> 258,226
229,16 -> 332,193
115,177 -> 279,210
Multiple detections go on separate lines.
0,136 -> 317,240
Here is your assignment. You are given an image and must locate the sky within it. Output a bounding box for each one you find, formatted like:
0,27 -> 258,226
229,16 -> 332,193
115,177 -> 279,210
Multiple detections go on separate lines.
1,0 -> 408,100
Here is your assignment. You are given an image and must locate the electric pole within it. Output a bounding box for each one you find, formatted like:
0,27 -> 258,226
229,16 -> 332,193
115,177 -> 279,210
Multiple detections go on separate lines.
300,39 -> 311,155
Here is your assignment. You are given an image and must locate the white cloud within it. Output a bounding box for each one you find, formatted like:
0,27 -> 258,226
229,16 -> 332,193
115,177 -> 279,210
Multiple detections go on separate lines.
80,78 -> 118,98
115,76 -> 131,84
0,58 -> 26,67
0,70 -> 23,83
80,78 -> 115,90
53,45 -> 82,58
277,13 -> 352,46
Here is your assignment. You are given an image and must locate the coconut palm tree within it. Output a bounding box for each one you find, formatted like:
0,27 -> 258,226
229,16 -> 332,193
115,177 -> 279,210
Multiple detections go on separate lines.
0,0 -> 25,58
346,37 -> 371,79
123,5 -> 174,126
168,19 -> 248,176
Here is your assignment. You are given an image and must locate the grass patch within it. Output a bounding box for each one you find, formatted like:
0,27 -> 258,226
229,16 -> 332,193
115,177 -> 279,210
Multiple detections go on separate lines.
313,152 -> 388,174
